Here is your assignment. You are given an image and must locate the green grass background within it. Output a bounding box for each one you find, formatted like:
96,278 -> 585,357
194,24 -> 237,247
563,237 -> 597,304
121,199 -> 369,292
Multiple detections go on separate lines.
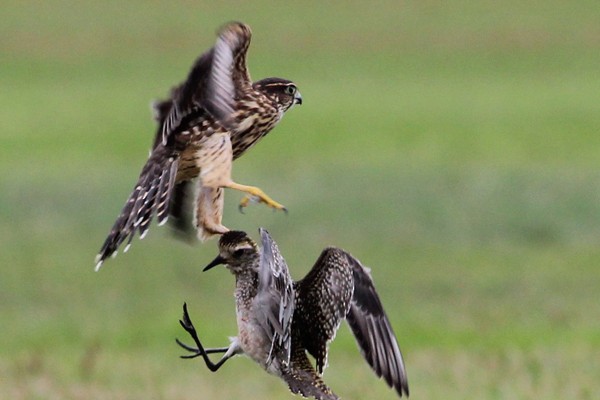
2,1 -> 600,399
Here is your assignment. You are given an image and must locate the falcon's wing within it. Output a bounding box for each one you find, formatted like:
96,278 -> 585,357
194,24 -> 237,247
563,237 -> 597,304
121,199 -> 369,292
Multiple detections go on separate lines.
143,22 -> 252,242
95,146 -> 179,270
255,228 -> 295,366
95,23 -> 253,269
206,22 -> 252,125
344,252 -> 410,397
294,248 -> 354,374
159,21 -> 252,146
150,89 -> 177,150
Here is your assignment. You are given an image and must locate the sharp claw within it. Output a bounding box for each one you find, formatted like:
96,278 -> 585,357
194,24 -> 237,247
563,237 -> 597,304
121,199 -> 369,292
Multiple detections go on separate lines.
238,194 -> 286,213
238,195 -> 252,213
179,319 -> 191,332
176,338 -> 197,352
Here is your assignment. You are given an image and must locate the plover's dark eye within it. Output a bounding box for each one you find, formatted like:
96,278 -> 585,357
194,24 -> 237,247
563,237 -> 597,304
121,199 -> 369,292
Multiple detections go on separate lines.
233,249 -> 245,258
233,249 -> 244,258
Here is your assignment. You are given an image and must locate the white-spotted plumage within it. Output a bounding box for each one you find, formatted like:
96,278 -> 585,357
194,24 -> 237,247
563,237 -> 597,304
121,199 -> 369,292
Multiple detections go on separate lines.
177,229 -> 409,399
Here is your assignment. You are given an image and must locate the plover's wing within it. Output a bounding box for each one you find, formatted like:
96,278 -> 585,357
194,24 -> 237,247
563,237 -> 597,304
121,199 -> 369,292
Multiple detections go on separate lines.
343,251 -> 409,397
294,247 -> 354,374
256,228 -> 295,365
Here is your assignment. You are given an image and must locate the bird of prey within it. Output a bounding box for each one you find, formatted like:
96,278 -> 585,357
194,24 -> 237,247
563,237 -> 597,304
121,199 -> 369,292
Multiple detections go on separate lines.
95,22 -> 302,270
176,229 -> 409,399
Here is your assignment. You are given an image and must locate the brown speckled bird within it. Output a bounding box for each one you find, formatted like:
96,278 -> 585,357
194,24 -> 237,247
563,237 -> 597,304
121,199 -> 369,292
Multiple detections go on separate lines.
177,229 -> 409,399
95,22 -> 301,270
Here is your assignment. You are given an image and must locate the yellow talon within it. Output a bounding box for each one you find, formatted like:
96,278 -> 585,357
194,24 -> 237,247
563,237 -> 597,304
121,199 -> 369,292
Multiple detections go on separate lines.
227,182 -> 286,213
238,195 -> 259,213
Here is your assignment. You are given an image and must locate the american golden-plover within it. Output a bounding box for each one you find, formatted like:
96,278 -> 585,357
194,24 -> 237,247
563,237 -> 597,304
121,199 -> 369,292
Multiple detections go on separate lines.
177,229 -> 409,399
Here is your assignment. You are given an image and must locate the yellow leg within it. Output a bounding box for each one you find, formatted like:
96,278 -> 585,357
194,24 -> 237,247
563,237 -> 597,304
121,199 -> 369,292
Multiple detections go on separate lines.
225,182 -> 287,212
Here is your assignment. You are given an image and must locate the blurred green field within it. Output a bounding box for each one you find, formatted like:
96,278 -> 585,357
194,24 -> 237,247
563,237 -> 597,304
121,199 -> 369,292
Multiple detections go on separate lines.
2,1 -> 600,399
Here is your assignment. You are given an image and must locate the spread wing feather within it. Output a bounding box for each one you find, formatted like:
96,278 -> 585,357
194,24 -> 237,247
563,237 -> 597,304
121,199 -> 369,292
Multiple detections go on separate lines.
344,252 -> 410,397
160,21 -> 252,146
294,248 -> 354,374
255,228 -> 295,366
96,22 -> 253,268
95,148 -> 179,270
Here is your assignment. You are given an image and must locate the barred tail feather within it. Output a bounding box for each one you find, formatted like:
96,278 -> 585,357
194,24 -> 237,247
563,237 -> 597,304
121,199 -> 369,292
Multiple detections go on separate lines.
158,159 -> 178,225
137,155 -> 178,237
95,149 -> 179,270
137,176 -> 160,239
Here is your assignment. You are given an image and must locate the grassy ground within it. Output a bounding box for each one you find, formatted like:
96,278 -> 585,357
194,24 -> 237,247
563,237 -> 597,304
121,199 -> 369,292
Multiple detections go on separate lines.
2,1 -> 600,399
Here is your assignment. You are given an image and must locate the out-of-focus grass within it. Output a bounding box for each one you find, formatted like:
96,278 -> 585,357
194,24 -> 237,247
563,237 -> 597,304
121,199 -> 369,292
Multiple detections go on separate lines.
2,1 -> 600,399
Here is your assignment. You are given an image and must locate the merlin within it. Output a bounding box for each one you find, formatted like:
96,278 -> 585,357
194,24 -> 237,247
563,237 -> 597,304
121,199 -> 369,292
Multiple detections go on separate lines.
177,229 -> 409,399
95,22 -> 302,270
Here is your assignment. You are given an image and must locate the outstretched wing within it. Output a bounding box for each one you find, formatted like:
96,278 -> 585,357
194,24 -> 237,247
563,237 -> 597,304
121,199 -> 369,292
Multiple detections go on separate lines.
159,21 -> 252,146
294,248 -> 354,374
150,21 -> 252,241
344,251 -> 410,397
95,147 -> 179,270
254,228 -> 295,366
95,22 -> 254,268
205,22 -> 252,126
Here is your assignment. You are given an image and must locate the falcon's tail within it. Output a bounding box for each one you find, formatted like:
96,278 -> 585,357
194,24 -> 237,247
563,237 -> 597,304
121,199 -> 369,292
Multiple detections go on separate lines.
95,146 -> 179,270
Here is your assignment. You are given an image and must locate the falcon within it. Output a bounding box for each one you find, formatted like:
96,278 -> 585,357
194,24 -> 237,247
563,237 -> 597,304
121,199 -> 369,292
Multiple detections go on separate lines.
95,22 -> 302,270
177,229 -> 409,399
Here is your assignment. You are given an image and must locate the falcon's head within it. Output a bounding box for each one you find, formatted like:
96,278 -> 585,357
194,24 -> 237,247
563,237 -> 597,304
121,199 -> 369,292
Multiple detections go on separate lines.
204,230 -> 259,274
254,78 -> 302,112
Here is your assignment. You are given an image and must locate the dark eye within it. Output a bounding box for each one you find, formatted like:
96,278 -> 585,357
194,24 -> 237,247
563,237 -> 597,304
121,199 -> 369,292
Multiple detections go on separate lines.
233,248 -> 247,258
284,85 -> 296,95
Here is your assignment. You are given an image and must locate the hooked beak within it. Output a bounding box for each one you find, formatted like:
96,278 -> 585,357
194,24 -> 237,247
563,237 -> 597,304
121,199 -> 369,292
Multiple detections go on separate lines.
203,255 -> 225,272
294,91 -> 302,105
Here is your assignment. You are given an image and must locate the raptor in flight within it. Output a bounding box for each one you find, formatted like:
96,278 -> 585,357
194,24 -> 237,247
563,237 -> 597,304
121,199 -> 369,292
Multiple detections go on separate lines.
95,22 -> 302,270
177,229 -> 409,399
